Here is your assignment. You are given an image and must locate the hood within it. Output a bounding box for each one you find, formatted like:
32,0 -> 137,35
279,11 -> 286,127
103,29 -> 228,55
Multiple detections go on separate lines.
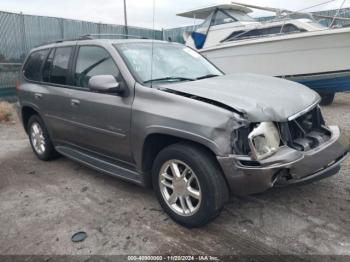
159,74 -> 320,122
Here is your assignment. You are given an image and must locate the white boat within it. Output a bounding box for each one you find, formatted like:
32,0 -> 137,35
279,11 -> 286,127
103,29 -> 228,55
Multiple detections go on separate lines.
177,2 -> 350,105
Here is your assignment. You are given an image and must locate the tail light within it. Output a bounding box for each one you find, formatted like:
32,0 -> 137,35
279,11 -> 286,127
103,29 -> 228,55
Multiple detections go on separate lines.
15,80 -> 20,95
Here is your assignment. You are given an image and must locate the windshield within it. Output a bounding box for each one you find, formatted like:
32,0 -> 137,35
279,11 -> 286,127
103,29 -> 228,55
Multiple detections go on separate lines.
226,10 -> 255,22
115,43 -> 222,84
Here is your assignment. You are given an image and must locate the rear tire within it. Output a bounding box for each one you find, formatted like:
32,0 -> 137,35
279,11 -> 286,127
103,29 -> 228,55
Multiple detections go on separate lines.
152,143 -> 229,228
319,92 -> 335,106
28,115 -> 58,161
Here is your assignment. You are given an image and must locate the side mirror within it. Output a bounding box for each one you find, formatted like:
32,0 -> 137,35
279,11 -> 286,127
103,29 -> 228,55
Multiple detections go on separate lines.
88,75 -> 125,94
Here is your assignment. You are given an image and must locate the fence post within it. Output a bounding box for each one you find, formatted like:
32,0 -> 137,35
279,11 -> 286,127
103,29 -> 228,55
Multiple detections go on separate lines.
59,18 -> 64,39
19,12 -> 27,58
98,22 -> 101,35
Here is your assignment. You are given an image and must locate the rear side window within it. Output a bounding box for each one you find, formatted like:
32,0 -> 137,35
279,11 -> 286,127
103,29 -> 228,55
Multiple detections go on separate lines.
50,47 -> 73,85
23,49 -> 49,81
74,46 -> 121,89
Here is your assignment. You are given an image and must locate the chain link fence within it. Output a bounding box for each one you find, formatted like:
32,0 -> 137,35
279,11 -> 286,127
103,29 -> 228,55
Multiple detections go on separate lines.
0,11 -> 164,98
0,63 -> 20,98
0,10 -> 163,63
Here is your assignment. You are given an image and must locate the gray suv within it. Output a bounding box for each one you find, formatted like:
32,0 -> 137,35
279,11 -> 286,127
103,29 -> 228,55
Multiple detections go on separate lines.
17,38 -> 350,227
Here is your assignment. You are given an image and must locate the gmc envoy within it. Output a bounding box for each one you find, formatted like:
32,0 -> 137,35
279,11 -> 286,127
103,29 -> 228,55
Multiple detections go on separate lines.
17,38 -> 350,227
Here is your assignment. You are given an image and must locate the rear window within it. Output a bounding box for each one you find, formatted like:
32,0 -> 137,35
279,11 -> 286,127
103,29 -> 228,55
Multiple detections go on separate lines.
23,49 -> 49,81
50,47 -> 73,85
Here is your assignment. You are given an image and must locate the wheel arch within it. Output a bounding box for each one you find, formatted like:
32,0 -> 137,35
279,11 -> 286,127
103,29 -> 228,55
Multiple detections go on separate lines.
21,104 -> 42,134
139,129 -> 229,190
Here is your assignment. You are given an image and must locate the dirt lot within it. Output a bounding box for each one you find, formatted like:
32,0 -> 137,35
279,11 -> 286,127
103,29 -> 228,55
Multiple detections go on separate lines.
0,94 -> 350,256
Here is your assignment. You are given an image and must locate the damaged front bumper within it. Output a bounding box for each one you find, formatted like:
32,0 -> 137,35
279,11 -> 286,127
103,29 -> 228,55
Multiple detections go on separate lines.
217,126 -> 350,196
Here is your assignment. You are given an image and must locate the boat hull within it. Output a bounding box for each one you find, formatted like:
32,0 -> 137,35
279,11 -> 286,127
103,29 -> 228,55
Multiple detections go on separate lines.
201,28 -> 350,93
289,70 -> 350,93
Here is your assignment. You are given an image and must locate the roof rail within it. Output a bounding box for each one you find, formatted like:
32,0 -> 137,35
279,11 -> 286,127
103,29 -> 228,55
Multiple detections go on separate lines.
81,33 -> 149,39
35,33 -> 149,48
36,35 -> 92,47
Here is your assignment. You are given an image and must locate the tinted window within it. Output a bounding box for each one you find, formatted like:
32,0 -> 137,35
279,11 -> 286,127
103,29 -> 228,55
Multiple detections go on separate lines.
23,49 -> 49,81
244,24 -> 303,37
225,24 -> 304,42
50,47 -> 73,85
283,24 -> 304,33
243,26 -> 282,37
74,46 -> 121,88
222,30 -> 245,41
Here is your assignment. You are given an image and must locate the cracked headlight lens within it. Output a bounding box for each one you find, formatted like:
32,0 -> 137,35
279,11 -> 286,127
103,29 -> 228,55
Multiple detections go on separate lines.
248,122 -> 280,160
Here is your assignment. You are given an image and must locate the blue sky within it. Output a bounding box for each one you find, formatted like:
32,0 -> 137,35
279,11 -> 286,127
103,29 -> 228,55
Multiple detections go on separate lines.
0,0 -> 349,29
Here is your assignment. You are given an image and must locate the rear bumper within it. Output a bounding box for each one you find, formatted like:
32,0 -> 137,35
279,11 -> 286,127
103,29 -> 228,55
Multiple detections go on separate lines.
217,126 -> 350,196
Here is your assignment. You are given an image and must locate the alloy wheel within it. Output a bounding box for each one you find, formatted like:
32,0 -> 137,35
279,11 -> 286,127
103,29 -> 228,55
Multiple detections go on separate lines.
30,122 -> 46,155
159,160 -> 202,216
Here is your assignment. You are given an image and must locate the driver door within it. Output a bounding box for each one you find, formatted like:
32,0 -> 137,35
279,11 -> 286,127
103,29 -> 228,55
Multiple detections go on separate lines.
67,45 -> 133,163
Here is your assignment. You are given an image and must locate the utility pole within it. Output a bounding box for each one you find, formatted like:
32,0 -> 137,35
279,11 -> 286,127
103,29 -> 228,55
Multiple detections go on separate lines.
123,0 -> 128,38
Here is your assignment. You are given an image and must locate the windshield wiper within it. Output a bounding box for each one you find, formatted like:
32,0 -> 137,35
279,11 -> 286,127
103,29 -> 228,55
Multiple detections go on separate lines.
143,77 -> 195,84
196,74 -> 220,80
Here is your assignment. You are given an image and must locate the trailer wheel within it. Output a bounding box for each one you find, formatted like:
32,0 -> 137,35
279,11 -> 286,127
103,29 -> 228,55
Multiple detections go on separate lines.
319,92 -> 335,106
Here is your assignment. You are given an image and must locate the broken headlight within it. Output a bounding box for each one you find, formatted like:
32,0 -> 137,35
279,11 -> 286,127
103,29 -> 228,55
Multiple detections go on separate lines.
248,122 -> 281,160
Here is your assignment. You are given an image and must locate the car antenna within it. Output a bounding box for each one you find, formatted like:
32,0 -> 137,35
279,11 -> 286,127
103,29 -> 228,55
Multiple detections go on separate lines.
150,0 -> 156,88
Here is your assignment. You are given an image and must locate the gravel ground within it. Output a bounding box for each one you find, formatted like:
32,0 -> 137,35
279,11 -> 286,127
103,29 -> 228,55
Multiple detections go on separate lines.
0,94 -> 350,256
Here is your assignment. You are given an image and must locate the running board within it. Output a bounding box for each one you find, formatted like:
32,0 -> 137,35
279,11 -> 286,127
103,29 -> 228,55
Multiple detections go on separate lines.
55,146 -> 144,186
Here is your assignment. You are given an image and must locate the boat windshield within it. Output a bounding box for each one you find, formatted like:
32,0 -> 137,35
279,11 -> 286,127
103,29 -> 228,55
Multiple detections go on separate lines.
197,12 -> 213,32
115,43 -> 222,84
225,10 -> 256,22
198,9 -> 255,30
212,10 -> 237,26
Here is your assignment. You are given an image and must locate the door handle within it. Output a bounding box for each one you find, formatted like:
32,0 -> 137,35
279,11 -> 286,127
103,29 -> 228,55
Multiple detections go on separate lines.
71,99 -> 80,107
34,93 -> 43,100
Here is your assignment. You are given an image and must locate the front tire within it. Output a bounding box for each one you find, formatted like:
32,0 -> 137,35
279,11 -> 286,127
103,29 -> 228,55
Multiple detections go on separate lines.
152,143 -> 229,228
28,115 -> 58,161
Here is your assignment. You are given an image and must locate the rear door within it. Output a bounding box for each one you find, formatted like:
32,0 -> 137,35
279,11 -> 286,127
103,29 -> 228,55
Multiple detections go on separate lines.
67,45 -> 133,163
21,49 -> 50,112
41,45 -> 77,144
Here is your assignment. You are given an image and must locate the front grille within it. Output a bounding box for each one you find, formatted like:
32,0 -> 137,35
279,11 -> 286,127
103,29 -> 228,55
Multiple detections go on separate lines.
278,106 -> 331,151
